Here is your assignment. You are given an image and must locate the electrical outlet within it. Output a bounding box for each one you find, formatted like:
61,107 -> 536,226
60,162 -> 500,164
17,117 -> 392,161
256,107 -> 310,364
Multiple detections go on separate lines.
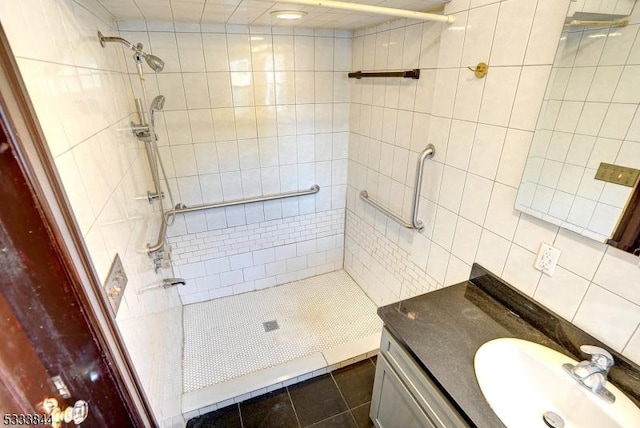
534,243 -> 561,276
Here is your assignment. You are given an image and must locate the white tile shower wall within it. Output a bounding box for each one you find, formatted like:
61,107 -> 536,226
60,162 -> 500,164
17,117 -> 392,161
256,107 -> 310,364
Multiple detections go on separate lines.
345,211 -> 436,305
116,22 -> 352,303
0,2 -> 183,426
169,209 -> 345,303
345,17 -> 447,306
345,0 -> 640,365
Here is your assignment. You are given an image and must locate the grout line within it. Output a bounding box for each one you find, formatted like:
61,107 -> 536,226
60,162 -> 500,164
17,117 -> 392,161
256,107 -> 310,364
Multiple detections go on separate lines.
237,403 -> 244,428
330,366 -> 354,411
285,387 -> 303,428
622,320 -> 640,353
347,408 -> 360,427
570,280 -> 592,323
306,410 -> 354,428
14,54 -> 124,74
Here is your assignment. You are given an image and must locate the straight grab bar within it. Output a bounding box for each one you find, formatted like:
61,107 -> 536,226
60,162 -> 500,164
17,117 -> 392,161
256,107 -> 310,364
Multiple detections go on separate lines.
146,185 -> 321,254
360,191 -> 414,229
411,144 -> 435,231
172,185 -> 320,215
360,144 -> 435,232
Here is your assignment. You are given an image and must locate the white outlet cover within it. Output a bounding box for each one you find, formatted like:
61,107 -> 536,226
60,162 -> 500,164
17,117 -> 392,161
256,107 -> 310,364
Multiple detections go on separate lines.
534,243 -> 562,276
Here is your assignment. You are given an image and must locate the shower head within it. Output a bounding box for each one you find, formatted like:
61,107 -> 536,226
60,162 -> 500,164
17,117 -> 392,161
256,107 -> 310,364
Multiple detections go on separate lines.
98,31 -> 165,73
150,95 -> 165,112
149,95 -> 165,127
145,54 -> 165,73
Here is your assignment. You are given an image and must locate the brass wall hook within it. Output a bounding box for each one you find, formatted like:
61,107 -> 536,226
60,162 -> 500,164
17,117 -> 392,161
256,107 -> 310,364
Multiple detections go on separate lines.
468,62 -> 488,78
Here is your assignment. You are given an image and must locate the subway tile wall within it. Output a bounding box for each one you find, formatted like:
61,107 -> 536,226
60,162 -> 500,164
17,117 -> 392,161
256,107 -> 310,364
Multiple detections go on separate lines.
345,0 -> 640,365
0,1 -> 184,426
115,21 -> 352,304
169,209 -> 345,303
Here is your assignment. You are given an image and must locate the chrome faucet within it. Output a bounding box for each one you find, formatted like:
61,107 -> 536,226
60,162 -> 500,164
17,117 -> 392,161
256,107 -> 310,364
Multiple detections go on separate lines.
563,345 -> 616,403
162,278 -> 186,288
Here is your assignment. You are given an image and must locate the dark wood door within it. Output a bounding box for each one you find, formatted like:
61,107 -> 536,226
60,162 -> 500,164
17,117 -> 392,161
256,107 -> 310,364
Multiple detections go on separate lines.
0,108 -> 137,426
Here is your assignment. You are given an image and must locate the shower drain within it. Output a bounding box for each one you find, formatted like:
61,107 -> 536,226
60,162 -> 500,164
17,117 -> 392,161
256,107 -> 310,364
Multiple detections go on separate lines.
263,320 -> 279,332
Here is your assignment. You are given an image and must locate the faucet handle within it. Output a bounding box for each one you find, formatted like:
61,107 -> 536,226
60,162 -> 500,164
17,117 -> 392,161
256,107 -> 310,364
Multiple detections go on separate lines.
580,345 -> 614,371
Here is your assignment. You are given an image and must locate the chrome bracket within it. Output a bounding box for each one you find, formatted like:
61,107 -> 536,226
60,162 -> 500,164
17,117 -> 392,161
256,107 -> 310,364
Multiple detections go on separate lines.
147,191 -> 164,203
130,121 -> 154,142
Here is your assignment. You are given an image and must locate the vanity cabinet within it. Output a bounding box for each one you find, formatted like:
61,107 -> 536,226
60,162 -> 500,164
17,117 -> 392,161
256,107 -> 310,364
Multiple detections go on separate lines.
370,328 -> 469,428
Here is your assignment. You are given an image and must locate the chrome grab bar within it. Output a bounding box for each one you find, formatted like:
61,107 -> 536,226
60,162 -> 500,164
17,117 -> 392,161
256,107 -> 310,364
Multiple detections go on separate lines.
146,217 -> 167,253
360,144 -> 435,232
411,144 -> 435,231
359,191 -> 414,229
146,185 -> 321,254
173,185 -> 320,215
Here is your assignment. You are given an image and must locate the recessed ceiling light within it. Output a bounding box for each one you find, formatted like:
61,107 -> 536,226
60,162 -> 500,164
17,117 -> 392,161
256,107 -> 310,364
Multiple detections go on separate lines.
270,10 -> 307,20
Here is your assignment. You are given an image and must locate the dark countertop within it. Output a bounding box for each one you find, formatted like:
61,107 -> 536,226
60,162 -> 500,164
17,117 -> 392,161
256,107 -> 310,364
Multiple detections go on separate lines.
377,264 -> 640,428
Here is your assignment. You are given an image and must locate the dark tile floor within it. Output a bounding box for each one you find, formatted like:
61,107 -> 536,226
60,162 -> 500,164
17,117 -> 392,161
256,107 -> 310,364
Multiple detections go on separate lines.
187,357 -> 377,428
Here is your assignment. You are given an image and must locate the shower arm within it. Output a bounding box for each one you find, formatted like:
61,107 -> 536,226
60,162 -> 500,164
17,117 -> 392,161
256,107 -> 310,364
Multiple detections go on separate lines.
98,32 -> 138,52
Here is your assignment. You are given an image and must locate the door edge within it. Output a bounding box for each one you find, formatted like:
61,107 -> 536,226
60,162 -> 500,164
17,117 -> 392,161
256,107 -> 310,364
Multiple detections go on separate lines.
0,24 -> 157,428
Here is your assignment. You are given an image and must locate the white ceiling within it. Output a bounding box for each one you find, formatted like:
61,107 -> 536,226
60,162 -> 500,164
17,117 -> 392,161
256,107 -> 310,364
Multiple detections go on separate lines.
95,0 -> 448,30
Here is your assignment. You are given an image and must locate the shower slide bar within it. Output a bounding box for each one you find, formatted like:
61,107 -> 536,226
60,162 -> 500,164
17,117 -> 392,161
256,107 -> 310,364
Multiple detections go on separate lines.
359,144 -> 435,232
146,185 -> 321,254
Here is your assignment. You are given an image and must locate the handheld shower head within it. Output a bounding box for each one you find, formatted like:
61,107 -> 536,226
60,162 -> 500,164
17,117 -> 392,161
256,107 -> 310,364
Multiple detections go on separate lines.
150,95 -> 166,127
150,95 -> 165,112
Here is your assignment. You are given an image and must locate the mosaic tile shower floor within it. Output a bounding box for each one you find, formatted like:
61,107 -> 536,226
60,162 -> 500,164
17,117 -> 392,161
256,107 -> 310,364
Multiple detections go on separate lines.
182,270 -> 382,393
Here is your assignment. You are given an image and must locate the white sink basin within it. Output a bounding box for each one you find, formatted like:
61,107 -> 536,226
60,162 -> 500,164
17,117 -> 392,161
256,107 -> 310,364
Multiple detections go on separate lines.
474,338 -> 640,428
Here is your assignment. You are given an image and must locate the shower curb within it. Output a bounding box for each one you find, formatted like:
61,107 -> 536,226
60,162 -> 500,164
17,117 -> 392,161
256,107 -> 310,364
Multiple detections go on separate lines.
182,333 -> 380,419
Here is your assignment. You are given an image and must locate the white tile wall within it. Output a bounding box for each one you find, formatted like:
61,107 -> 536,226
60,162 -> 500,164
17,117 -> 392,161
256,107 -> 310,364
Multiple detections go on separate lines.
346,0 -> 640,365
117,23 -> 352,303
345,211 -> 437,305
7,3 -> 640,424
0,1 -> 184,426
119,23 -> 351,210
517,14 -> 640,241
169,209 -> 345,304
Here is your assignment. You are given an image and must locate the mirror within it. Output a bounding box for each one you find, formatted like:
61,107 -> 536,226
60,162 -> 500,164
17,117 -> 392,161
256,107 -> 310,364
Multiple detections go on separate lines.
515,1 -> 640,252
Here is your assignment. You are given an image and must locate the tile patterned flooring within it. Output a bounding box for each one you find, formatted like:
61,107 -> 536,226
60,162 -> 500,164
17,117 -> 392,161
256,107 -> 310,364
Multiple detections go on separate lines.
186,357 -> 377,428
183,270 -> 382,393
